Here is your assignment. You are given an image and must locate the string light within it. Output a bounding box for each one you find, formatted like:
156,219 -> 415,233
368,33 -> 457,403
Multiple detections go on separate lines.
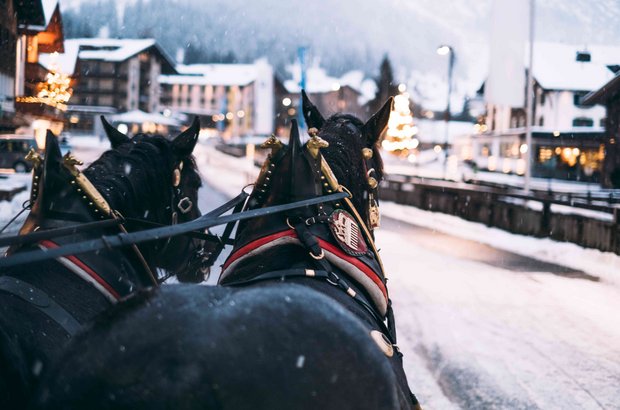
17,64 -> 73,111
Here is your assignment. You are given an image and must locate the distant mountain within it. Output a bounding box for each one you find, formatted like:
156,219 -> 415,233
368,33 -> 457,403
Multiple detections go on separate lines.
61,0 -> 620,97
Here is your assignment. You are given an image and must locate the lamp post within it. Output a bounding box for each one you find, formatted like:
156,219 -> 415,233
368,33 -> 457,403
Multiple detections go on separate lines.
437,45 -> 455,178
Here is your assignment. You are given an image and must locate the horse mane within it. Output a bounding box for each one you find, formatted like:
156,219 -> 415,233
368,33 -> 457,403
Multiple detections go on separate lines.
83,134 -> 201,219
319,113 -> 384,212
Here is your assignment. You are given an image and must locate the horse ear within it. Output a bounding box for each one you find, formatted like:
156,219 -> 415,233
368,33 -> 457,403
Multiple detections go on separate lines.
288,119 -> 301,156
288,119 -> 301,199
301,90 -> 325,130
38,130 -> 64,209
172,117 -> 200,157
43,130 -> 63,168
362,97 -> 393,146
101,116 -> 130,149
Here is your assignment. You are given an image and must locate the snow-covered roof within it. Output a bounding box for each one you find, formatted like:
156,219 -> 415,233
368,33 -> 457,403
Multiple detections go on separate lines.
283,64 -> 374,103
39,41 -> 80,74
284,65 -> 344,94
110,110 -> 181,126
532,43 -> 620,91
39,38 -> 175,75
160,63 -> 259,86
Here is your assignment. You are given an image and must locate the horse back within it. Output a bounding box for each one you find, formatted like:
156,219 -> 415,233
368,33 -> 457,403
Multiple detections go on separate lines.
33,282 -> 413,409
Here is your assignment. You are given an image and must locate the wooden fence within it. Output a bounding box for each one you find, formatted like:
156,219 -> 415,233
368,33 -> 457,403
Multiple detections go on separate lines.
380,175 -> 620,255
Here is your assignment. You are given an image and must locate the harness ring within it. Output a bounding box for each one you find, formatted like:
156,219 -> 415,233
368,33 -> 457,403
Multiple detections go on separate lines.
309,249 -> 325,260
177,197 -> 193,214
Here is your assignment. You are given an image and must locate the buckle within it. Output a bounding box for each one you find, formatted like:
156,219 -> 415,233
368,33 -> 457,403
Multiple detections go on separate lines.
177,197 -> 193,214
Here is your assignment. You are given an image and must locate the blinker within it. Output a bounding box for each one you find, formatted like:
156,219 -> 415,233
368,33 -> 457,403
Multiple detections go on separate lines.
62,152 -> 112,216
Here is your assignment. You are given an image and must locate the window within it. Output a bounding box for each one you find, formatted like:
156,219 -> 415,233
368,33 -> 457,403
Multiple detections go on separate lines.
99,79 -> 114,91
99,62 -> 115,74
98,95 -> 113,106
573,91 -> 588,107
539,117 -> 544,126
572,117 -> 593,127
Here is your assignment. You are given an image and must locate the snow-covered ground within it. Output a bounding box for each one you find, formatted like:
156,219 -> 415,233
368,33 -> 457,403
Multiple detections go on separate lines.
2,139 -> 620,408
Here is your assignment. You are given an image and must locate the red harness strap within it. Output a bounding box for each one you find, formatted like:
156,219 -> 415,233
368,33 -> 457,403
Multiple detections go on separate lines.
222,229 -> 388,302
40,240 -> 121,302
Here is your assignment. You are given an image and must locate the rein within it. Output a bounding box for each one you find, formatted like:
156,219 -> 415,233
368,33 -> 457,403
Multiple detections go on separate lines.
0,192 -> 349,269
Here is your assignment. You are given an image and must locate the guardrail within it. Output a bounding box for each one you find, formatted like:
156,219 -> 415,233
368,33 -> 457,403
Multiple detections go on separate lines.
380,175 -> 620,255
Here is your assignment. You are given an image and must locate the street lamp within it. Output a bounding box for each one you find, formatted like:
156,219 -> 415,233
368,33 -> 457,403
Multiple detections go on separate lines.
437,45 -> 455,178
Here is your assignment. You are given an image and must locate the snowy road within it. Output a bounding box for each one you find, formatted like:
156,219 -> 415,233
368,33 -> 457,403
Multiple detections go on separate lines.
61,140 -> 620,409
380,218 -> 620,409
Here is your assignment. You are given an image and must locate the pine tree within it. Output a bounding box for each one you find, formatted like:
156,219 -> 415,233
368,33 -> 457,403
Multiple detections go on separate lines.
368,55 -> 400,114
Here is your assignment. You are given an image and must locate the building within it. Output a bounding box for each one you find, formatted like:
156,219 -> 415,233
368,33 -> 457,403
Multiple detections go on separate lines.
159,59 -> 274,139
582,72 -> 620,188
39,38 -> 177,134
472,43 -> 620,182
0,0 -> 65,140
15,0 -> 66,144
0,0 -> 21,131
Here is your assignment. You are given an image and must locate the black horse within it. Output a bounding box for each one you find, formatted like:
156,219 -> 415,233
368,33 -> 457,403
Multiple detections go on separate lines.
32,94 -> 421,410
0,119 -> 204,409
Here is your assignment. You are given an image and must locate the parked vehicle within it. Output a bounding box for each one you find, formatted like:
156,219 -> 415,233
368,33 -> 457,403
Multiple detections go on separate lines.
0,135 -> 39,172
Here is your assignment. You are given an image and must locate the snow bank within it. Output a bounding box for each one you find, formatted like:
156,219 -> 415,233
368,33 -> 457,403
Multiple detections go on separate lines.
380,201 -> 620,286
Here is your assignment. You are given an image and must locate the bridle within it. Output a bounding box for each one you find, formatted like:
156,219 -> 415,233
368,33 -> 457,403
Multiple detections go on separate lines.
122,158 -> 211,282
223,122 -> 396,342
24,149 -> 209,285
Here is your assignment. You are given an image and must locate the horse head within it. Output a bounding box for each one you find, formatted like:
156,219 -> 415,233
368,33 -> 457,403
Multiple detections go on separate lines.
222,92 -> 393,316
0,123 -> 205,408
302,90 -> 392,230
99,116 -> 208,282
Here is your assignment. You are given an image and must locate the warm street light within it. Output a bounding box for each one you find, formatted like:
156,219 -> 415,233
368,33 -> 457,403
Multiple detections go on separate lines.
436,44 -> 455,178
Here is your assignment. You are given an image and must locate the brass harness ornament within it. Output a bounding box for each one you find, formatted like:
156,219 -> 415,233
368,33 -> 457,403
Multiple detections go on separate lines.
25,148 -> 43,204
251,130 -> 385,276
62,152 -> 157,284
63,153 -> 112,217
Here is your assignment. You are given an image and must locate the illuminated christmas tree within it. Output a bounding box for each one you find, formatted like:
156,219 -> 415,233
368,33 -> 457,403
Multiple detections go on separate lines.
381,85 -> 419,157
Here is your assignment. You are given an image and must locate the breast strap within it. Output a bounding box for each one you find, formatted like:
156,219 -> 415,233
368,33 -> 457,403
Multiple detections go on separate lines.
220,229 -> 388,316
0,276 -> 82,336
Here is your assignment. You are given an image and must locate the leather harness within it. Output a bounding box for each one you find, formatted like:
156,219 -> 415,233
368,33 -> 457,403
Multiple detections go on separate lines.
219,126 -> 398,344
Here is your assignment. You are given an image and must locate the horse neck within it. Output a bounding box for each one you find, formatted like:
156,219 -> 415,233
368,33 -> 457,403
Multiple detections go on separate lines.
8,179 -> 155,311
83,155 -> 176,264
